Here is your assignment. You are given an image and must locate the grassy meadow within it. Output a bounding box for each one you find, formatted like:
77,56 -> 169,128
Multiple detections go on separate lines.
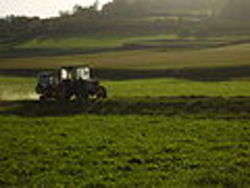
0,34 -> 250,186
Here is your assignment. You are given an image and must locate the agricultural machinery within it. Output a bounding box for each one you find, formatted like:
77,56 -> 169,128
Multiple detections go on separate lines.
35,66 -> 107,102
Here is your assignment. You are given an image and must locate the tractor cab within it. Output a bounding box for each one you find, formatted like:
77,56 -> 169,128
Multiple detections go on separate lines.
59,66 -> 91,81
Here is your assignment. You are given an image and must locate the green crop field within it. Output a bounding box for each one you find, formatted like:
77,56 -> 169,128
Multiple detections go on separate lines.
0,35 -> 250,186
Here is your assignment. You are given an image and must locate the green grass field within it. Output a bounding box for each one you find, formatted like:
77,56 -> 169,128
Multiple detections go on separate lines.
0,35 -> 250,186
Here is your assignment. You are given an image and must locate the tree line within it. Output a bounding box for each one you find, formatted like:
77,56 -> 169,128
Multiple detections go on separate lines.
0,0 -> 248,45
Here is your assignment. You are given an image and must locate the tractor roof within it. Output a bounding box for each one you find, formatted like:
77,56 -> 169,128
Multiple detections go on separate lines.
38,71 -> 53,76
61,65 -> 90,69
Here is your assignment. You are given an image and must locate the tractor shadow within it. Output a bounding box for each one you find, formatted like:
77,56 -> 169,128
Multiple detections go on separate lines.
1,96 -> 250,119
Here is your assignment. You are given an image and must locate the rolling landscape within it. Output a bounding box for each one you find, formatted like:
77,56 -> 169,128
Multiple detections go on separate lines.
0,0 -> 250,186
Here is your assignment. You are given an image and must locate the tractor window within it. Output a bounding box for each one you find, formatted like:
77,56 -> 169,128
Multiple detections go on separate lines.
49,76 -> 54,85
61,69 -> 68,80
38,74 -> 50,84
76,67 -> 90,80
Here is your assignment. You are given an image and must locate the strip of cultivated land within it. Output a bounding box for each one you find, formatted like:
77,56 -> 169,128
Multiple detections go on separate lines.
0,36 -> 249,186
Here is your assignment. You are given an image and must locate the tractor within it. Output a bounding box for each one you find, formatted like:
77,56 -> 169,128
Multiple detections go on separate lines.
35,66 -> 107,103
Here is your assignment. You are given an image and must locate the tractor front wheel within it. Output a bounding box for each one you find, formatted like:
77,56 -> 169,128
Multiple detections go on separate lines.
39,95 -> 47,103
96,86 -> 107,99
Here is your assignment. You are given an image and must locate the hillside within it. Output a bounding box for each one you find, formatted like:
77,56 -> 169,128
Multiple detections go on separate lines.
221,0 -> 250,19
